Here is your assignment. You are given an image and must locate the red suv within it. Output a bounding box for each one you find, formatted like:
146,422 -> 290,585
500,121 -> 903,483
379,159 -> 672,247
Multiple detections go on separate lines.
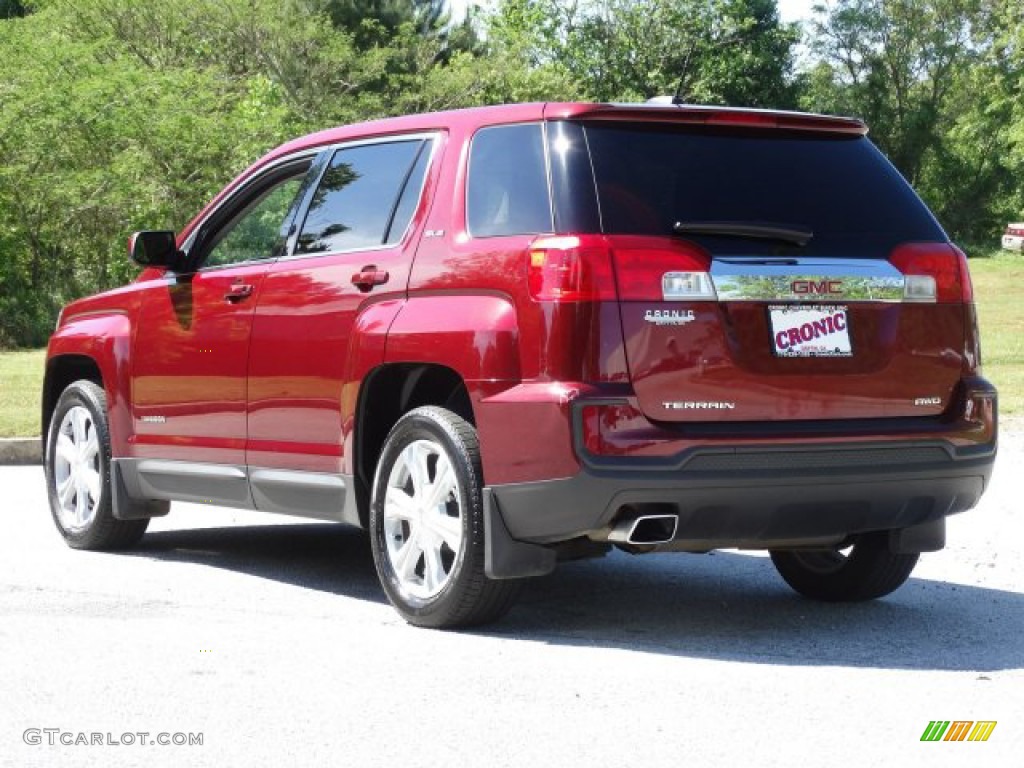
43,102 -> 997,627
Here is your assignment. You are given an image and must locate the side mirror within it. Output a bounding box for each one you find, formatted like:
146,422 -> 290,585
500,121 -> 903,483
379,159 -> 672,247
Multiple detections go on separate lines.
129,231 -> 182,269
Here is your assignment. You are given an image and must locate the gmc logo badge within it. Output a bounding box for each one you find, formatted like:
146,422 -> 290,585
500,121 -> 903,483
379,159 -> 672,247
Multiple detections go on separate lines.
792,279 -> 843,295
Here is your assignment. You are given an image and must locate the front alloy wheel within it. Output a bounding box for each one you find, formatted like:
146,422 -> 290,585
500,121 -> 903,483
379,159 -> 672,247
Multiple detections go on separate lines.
52,405 -> 102,534
45,380 -> 148,549
370,406 -> 520,628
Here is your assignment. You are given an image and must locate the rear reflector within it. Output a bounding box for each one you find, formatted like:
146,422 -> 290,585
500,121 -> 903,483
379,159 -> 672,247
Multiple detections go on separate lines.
889,243 -> 973,303
902,275 -> 937,302
662,272 -> 716,301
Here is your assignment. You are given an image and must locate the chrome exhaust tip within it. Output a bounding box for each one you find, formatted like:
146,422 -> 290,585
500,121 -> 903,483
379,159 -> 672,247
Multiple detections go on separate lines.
607,514 -> 679,546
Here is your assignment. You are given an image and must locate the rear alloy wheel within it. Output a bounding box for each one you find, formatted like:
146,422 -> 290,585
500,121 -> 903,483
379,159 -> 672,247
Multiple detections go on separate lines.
770,532 -> 919,601
370,406 -> 520,628
45,380 -> 148,550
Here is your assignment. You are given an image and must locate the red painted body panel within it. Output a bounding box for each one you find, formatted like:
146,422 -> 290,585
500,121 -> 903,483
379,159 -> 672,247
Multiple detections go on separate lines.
385,295 -> 520,381
338,299 -> 405,475
246,252 -> 408,472
45,101 -> 995,527
580,386 -> 996,460
475,382 -> 594,483
130,265 -> 269,465
48,303 -> 135,456
244,133 -> 446,472
620,301 -> 965,422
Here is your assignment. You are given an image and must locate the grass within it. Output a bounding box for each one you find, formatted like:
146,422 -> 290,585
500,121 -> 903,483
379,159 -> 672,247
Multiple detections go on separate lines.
968,248 -> 1024,419
0,348 -> 45,437
0,251 -> 1020,436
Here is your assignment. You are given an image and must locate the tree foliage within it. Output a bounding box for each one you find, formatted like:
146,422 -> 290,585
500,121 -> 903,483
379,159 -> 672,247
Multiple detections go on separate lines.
0,0 -> 564,346
802,0 -> 1023,243
0,0 -> 1020,348
490,0 -> 799,106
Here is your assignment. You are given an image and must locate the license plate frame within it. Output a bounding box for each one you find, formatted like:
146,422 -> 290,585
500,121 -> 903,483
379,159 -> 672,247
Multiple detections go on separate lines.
768,304 -> 852,358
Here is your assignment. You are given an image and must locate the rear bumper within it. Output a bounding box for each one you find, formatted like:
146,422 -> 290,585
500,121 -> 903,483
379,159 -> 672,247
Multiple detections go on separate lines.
490,442 -> 993,548
486,383 -> 997,550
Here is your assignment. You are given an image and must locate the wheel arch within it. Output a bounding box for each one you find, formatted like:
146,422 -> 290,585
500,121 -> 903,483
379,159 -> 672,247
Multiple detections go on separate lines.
345,293 -> 522,526
353,363 -> 473,527
45,309 -> 134,456
42,354 -> 105,443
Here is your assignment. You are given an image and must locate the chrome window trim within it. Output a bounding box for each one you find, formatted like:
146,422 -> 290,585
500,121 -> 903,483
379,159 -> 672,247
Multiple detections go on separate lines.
709,257 -> 906,303
275,241 -> 397,264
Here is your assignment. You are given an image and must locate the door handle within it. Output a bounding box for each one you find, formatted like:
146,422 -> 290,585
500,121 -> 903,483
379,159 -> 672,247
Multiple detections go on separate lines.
351,266 -> 389,292
224,283 -> 254,302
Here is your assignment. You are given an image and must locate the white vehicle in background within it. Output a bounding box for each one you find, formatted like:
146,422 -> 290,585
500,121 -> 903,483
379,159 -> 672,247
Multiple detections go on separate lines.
1003,223 -> 1024,251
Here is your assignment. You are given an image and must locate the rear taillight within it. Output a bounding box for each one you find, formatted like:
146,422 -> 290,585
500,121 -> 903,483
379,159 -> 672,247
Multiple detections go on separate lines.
527,235 -> 616,301
889,243 -> 973,303
611,238 -> 715,301
527,235 -> 715,302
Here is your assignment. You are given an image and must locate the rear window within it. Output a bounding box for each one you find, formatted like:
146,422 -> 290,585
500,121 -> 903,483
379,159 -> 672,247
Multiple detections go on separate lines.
579,122 -> 945,257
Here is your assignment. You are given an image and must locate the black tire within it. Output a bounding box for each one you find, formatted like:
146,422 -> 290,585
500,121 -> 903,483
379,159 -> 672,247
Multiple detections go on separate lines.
770,532 -> 918,601
44,380 -> 148,550
369,406 -> 521,628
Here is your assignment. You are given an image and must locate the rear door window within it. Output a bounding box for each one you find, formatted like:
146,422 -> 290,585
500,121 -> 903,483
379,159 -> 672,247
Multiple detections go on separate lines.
296,139 -> 428,254
467,124 -> 553,237
385,142 -> 432,246
579,122 -> 944,257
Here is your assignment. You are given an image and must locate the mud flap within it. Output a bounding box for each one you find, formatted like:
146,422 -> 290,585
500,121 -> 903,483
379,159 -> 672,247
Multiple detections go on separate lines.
111,459 -> 171,521
889,517 -> 945,553
483,487 -> 557,579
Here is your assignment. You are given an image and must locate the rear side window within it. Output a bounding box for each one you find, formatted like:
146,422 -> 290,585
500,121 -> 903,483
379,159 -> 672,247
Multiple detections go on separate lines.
296,139 -> 428,254
467,124 -> 552,237
580,123 -> 945,257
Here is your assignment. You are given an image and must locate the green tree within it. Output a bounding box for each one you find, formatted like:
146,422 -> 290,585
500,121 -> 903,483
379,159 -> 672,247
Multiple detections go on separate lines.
803,0 -> 1022,243
0,0 -> 26,18
488,0 -> 799,107
804,0 -> 981,185
315,0 -> 448,37
0,0 -> 566,346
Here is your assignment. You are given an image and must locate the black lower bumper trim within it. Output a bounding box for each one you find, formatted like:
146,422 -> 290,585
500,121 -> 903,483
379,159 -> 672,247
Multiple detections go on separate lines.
487,442 -> 995,547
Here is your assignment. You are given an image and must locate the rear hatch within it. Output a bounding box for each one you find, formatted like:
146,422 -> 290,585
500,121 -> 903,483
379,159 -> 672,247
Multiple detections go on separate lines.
569,117 -> 972,423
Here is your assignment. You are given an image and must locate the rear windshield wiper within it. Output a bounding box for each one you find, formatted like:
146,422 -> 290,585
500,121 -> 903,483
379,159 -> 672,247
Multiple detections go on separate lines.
673,220 -> 814,247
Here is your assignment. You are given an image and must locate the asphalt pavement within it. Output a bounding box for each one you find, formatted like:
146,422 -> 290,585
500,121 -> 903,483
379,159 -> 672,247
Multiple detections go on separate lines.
1,433 -> 1022,768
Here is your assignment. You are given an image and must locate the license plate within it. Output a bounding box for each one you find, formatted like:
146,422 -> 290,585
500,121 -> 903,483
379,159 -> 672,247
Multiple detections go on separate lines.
769,305 -> 852,357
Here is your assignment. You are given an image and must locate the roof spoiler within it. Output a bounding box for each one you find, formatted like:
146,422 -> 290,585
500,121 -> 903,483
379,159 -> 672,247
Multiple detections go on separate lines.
550,100 -> 869,136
